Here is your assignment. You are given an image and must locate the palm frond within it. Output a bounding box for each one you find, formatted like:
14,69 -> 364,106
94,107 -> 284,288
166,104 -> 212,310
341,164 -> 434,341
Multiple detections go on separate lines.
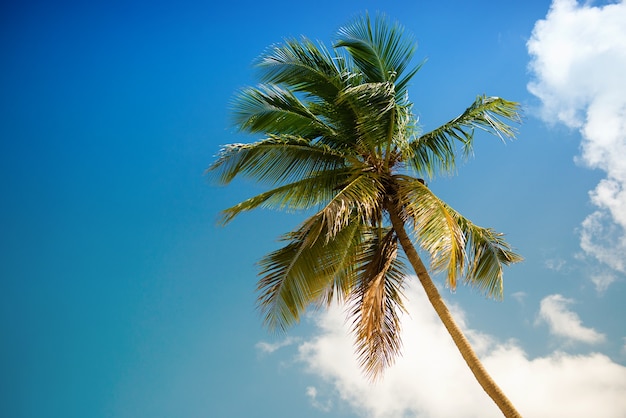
348,228 -> 407,380
394,175 -> 466,289
217,167 -> 353,225
231,84 -> 335,138
448,208 -> 523,299
335,13 -> 419,94
257,215 -> 365,331
407,96 -> 521,177
207,135 -> 346,185
256,38 -> 345,101
394,59 -> 426,101
216,163 -> 383,226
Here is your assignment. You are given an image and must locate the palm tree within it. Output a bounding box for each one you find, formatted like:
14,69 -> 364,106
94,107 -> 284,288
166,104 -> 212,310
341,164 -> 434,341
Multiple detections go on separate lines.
209,14 -> 523,417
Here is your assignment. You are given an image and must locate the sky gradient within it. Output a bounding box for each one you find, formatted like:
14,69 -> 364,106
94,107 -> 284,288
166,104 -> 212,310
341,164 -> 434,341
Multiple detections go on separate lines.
1,0 -> 625,417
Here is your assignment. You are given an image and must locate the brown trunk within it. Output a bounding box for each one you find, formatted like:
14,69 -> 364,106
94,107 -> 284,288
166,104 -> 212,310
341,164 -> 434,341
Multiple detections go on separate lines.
387,205 -> 523,418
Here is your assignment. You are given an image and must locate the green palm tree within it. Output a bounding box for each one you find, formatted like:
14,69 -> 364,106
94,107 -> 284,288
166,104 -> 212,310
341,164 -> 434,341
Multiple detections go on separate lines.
209,14 -> 523,417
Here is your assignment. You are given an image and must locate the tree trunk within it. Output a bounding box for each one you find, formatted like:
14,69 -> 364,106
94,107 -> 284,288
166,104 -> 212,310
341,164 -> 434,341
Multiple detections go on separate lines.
386,205 -> 523,418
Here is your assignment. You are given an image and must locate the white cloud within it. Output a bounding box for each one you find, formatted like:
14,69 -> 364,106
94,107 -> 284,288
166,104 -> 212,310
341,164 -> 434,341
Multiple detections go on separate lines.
305,386 -> 332,412
296,285 -> 626,418
590,271 -> 617,293
527,0 -> 626,280
580,211 -> 626,273
511,291 -> 527,305
255,336 -> 300,354
537,294 -> 606,344
545,257 -> 566,272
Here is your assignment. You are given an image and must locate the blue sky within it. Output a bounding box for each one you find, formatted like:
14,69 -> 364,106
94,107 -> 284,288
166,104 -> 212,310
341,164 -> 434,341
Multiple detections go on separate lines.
1,0 -> 625,417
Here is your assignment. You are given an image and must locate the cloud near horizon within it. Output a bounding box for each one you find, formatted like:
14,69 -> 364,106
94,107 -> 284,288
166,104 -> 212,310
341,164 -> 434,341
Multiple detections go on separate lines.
290,284 -> 626,418
527,0 -> 626,283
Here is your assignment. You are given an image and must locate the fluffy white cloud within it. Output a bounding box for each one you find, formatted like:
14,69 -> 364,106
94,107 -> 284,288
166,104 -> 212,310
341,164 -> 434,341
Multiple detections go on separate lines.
537,294 -> 606,344
527,0 -> 626,279
295,285 -> 626,418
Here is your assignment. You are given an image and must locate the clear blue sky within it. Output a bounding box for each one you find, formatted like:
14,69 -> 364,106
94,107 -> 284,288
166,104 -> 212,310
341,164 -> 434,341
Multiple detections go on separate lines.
2,0 -> 625,417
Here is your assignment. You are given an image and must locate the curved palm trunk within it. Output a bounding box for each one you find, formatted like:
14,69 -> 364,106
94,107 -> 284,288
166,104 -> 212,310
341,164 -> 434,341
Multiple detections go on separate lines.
387,205 -> 522,418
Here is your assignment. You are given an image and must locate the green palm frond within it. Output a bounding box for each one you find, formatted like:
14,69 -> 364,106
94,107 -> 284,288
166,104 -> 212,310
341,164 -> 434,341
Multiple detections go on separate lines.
231,84 -> 335,138
394,59 -> 425,102
217,167 -> 353,225
257,216 -> 365,332
394,175 -> 466,289
335,13 -> 419,97
218,165 -> 384,230
208,136 -> 346,185
407,95 -> 521,177
349,228 -> 407,380
311,220 -> 367,307
256,38 -> 345,101
448,208 -> 523,299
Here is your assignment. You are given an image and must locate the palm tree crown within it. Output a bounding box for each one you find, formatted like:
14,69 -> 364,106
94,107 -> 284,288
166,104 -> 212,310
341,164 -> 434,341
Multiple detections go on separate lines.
209,13 -> 523,417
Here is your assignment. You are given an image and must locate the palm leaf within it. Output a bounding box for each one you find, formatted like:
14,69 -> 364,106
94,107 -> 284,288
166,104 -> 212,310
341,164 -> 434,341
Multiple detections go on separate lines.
216,167 -> 352,225
348,227 -> 407,379
231,84 -> 335,138
335,13 -> 418,94
448,207 -> 523,298
256,37 -> 345,101
218,165 -> 384,229
394,175 -> 466,289
406,95 -> 521,177
257,215 -> 365,331
207,135 -> 346,185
